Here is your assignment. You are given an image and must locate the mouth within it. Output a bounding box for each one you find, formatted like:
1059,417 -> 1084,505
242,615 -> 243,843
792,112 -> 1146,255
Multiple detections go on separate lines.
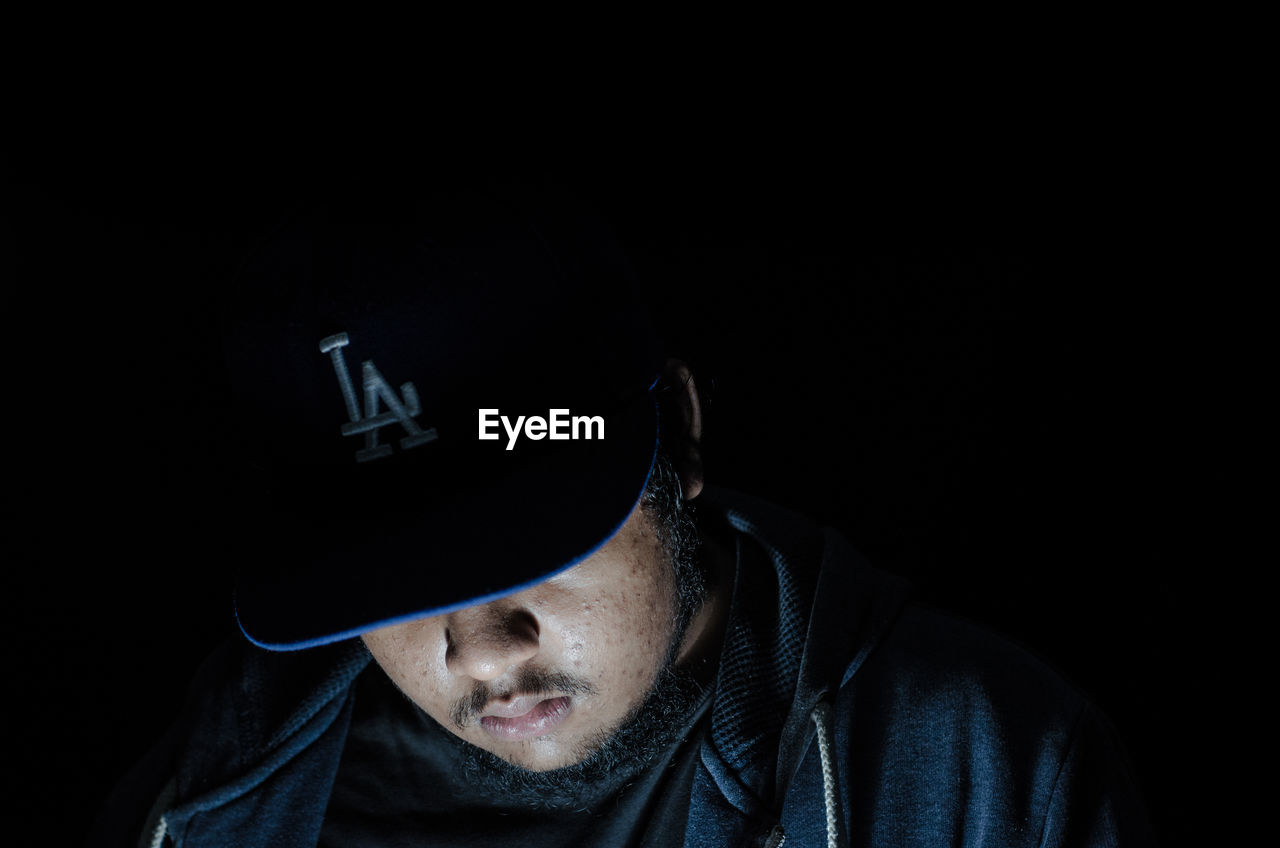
479,695 -> 573,741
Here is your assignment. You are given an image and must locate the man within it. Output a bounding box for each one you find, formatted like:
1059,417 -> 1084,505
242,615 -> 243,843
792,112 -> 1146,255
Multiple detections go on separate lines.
90,175 -> 1155,847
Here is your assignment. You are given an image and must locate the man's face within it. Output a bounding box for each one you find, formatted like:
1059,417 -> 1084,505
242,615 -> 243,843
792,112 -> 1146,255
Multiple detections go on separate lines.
361,501 -> 680,772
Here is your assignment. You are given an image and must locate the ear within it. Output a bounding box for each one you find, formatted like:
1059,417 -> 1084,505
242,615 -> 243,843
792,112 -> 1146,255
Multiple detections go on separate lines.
662,358 -> 704,501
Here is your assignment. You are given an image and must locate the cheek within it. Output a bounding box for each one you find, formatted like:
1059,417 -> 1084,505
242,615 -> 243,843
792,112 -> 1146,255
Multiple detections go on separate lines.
361,624 -> 453,717
559,558 -> 676,695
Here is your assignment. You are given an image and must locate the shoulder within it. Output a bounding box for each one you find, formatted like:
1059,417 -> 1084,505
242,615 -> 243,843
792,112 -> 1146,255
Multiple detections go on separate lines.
847,603 -> 1089,753
817,607 -> 1156,844
83,637 -> 371,848
875,604 -> 1086,710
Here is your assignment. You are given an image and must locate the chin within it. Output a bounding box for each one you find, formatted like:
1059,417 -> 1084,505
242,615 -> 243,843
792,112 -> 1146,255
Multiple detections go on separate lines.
502,723 -> 623,773
481,736 -> 580,773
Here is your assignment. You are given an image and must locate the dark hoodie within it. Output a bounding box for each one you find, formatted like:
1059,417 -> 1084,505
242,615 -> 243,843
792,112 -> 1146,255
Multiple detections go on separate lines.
89,488 -> 1155,847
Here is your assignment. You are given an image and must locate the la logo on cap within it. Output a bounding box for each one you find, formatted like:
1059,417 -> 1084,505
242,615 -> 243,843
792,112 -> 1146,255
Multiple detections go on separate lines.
319,332 -> 438,462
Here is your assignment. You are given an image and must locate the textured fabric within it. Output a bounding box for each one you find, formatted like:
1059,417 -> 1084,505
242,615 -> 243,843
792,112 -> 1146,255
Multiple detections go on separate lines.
710,508 -> 818,792
88,488 -> 1156,847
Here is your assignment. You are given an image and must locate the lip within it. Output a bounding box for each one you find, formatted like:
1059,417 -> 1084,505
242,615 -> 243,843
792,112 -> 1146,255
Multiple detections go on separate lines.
479,696 -> 573,741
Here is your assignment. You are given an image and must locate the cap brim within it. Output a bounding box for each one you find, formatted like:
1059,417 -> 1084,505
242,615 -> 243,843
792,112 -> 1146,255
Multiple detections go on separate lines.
234,391 -> 659,650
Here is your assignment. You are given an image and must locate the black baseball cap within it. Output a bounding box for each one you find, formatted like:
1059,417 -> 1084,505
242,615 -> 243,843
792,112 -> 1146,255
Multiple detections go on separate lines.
222,175 -> 664,650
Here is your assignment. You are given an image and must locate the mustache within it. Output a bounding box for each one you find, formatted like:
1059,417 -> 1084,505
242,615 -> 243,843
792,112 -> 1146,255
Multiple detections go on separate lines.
451,667 -> 598,729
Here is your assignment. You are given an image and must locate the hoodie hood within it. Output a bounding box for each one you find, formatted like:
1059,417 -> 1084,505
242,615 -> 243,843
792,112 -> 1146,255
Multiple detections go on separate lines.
155,640 -> 370,847
695,488 -> 910,823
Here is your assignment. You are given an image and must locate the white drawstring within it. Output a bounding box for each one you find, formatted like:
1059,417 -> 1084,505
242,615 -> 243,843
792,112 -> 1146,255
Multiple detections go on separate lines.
811,700 -> 841,848
148,815 -> 168,848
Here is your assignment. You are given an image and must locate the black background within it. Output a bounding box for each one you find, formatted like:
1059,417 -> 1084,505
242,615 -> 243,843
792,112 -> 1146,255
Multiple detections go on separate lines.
7,107 -> 1235,846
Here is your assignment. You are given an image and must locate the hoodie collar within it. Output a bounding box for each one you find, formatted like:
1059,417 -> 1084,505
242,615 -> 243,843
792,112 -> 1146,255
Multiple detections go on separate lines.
697,487 -> 909,816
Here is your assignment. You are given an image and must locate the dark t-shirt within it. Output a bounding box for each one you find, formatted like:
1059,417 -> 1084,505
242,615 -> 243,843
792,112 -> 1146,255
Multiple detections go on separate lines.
318,666 -> 712,847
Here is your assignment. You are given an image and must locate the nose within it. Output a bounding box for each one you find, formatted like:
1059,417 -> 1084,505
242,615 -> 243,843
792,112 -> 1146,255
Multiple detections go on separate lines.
444,601 -> 540,681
